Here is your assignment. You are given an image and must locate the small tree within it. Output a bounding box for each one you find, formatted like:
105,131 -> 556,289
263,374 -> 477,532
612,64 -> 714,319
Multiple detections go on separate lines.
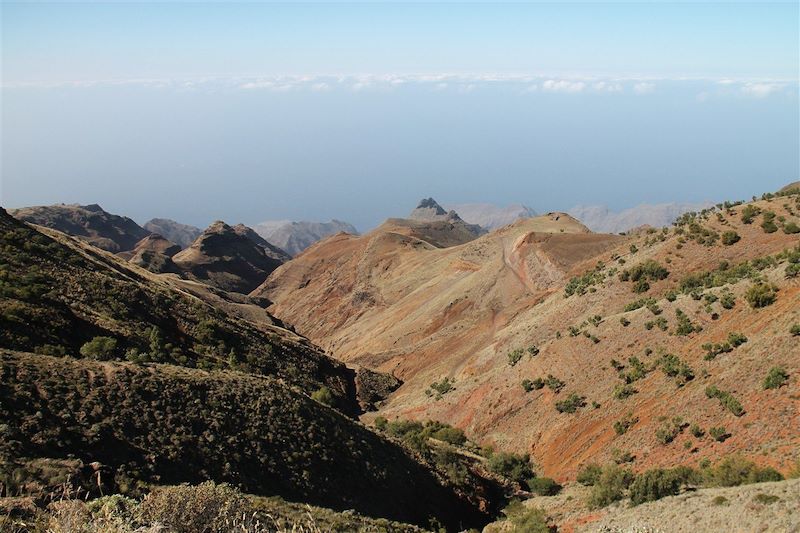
721,231 -> 741,246
763,367 -> 789,390
79,336 -> 118,360
311,386 -> 335,406
745,283 -> 778,308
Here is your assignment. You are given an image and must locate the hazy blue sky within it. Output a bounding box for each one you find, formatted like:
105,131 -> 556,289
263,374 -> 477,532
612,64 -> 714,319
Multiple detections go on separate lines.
2,2 -> 798,230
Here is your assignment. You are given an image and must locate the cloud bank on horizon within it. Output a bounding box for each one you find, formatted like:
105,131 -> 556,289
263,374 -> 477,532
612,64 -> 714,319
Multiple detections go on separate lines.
1,2 -> 797,229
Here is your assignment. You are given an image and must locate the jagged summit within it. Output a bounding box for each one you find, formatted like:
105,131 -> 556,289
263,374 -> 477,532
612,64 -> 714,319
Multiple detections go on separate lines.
409,197 -> 449,221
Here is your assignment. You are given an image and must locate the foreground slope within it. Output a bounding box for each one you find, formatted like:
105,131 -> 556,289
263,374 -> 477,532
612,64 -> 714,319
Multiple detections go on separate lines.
0,350 -> 488,529
260,195 -> 800,479
0,207 -> 496,528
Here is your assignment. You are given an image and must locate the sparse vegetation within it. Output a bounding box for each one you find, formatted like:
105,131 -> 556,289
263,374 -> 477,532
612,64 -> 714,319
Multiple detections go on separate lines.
745,282 -> 778,308
555,393 -> 586,413
762,367 -> 789,389
705,385 -> 745,416
613,413 -> 638,435
79,336 -> 118,360
721,231 -> 740,245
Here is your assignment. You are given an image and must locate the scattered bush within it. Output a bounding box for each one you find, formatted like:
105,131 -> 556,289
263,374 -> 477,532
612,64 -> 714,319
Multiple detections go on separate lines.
762,367 -> 789,390
659,353 -> 694,386
488,452 -> 534,486
500,500 -> 550,533
704,456 -> 783,487
613,383 -> 637,400
311,386 -> 335,406
138,482 -> 257,533
587,464 -> 633,508
721,231 -> 740,246
745,283 -> 778,308
783,221 -> 800,234
709,426 -> 729,442
427,377 -> 455,398
655,417 -> 685,445
720,292 -> 736,309
674,309 -> 702,336
527,476 -> 561,496
629,468 -> 683,505
705,385 -> 745,416
507,349 -> 524,367
544,374 -> 565,393
555,393 -> 586,413
741,205 -> 760,224
613,413 -> 638,435
577,464 -> 602,486
791,324 -> 800,336
619,317 -> 630,327
79,336 -> 118,360
754,493 -> 780,504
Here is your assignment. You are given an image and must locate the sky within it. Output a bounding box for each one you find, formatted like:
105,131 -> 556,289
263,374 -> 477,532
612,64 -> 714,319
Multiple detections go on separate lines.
2,1 -> 798,230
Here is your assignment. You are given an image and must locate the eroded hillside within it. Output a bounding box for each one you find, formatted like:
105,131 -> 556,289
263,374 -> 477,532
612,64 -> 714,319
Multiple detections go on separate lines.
259,195 -> 800,480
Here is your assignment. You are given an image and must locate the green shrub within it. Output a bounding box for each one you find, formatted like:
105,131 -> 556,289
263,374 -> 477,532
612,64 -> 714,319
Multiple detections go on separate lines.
720,292 -> 736,309
704,456 -> 784,487
659,354 -> 694,385
79,336 -> 118,360
587,464 -> 633,508
311,386 -> 335,406
629,468 -> 683,505
655,417 -> 685,444
620,260 -> 669,283
501,500 -> 550,533
674,309 -> 702,336
632,279 -> 650,293
374,416 -> 388,431
508,349 -> 525,367
762,367 -> 789,389
613,413 -> 638,435
690,424 -> 704,438
427,377 -> 454,398
619,317 -> 631,327
783,221 -> 800,234
745,283 -> 778,308
577,464 -> 602,486
754,493 -> 780,504
741,205 -> 761,224
791,324 -> 800,336
705,385 -> 745,416
488,453 -> 534,485
709,426 -> 729,442
613,383 -> 637,400
527,476 -> 561,496
544,374 -> 565,393
721,231 -> 741,246
555,393 -> 586,413
712,495 -> 728,505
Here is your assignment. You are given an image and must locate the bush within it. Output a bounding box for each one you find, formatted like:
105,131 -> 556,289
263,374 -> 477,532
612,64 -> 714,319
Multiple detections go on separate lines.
507,348 -> 525,367
741,205 -> 760,224
791,324 -> 800,336
577,464 -> 602,486
783,221 -> 800,234
709,426 -> 729,442
488,452 -> 534,485
704,456 -> 784,487
527,476 -> 561,496
587,464 -> 633,508
613,413 -> 638,435
632,279 -> 650,293
544,374 -> 565,393
555,393 -> 586,413
619,317 -> 630,327
620,260 -> 669,283
629,468 -> 683,505
138,482 -> 256,533
705,385 -> 745,416
79,336 -> 118,360
720,292 -> 736,309
655,417 -> 685,445
613,383 -> 637,400
721,231 -> 741,246
745,283 -> 778,308
674,309 -> 702,336
501,501 -> 550,533
311,386 -> 335,406
763,367 -> 789,389
427,377 -> 454,398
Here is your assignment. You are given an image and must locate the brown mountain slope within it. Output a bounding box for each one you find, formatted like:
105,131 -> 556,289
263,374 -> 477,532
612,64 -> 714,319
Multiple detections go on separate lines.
259,198 -> 800,480
9,203 -> 149,252
143,217 -> 202,248
173,220 -> 286,294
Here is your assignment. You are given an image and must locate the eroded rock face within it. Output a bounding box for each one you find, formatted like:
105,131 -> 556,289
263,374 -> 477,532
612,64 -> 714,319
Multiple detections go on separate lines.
173,221 -> 286,294
354,367 -> 402,412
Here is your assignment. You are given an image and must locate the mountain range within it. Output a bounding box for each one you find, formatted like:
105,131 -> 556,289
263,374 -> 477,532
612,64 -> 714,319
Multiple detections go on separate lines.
2,187 -> 799,531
